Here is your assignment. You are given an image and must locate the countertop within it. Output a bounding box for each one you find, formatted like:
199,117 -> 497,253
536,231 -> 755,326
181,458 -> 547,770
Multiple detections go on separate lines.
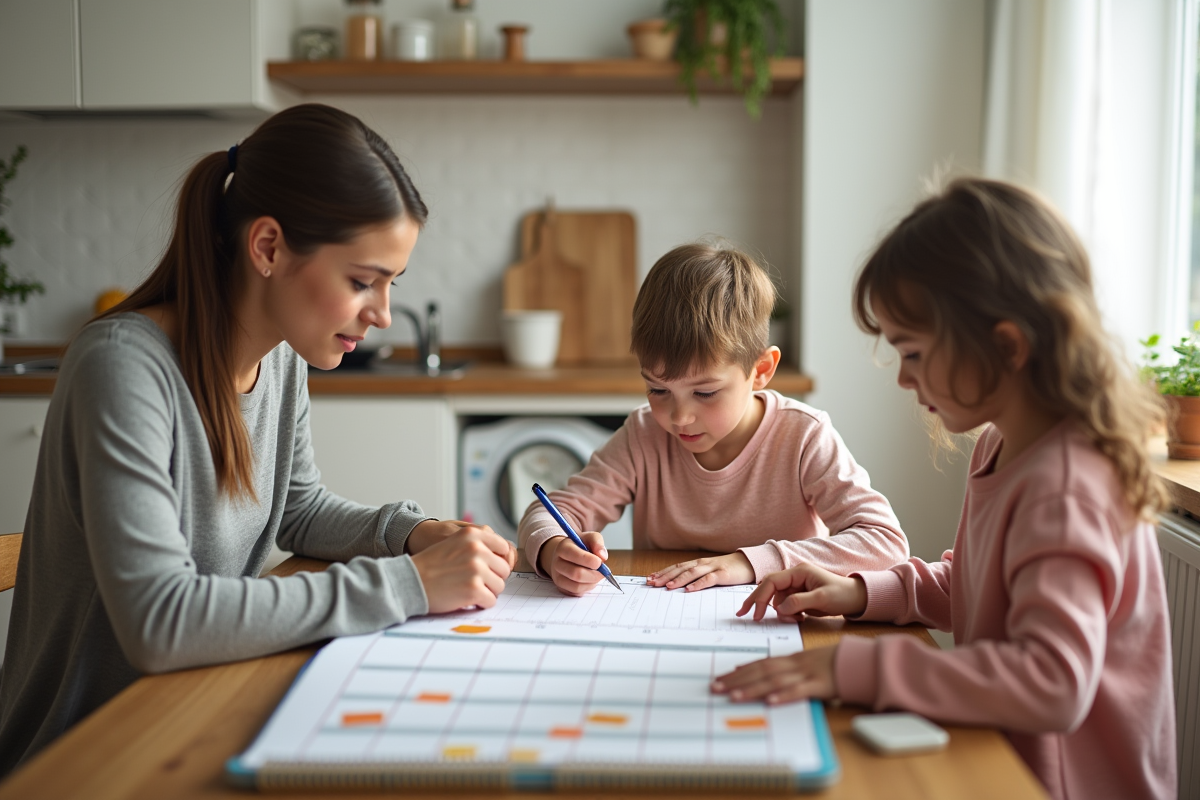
1151,435 -> 1200,519
0,345 -> 815,397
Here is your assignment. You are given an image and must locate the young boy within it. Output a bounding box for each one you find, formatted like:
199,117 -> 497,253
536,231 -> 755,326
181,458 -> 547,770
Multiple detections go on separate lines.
518,243 -> 909,596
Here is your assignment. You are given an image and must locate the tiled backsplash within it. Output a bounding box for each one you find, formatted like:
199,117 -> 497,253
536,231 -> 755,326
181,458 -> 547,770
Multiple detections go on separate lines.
0,94 -> 795,345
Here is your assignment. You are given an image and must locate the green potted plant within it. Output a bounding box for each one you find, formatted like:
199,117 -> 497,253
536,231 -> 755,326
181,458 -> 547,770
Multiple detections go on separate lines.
1142,325 -> 1200,459
0,144 -> 44,363
663,0 -> 786,118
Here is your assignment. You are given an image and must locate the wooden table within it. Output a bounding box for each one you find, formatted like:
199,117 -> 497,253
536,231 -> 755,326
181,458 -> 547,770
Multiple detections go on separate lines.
0,551 -> 1046,799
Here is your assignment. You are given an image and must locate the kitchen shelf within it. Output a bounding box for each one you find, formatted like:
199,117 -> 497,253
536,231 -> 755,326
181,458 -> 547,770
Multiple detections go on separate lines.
266,58 -> 803,96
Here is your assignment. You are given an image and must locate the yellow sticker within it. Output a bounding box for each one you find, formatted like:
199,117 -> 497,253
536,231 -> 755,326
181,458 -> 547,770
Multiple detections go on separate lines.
508,748 -> 540,763
442,745 -> 476,760
587,713 -> 629,725
416,692 -> 452,703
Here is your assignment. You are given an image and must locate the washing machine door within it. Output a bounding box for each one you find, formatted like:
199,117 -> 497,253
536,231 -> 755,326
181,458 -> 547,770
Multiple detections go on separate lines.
460,417 -> 629,545
496,443 -> 585,530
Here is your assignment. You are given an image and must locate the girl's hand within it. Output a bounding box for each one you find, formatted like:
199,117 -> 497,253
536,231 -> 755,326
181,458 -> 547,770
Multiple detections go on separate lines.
538,533 -> 608,596
738,563 -> 867,622
711,646 -> 838,704
647,553 -> 755,592
410,525 -> 515,614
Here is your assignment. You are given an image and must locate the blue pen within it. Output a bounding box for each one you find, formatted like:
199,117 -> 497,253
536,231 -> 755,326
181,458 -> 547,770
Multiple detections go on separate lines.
532,483 -> 623,593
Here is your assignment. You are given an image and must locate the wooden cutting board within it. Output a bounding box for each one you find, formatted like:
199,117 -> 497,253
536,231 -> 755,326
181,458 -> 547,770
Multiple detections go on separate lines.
502,210 -> 588,364
517,208 -> 637,365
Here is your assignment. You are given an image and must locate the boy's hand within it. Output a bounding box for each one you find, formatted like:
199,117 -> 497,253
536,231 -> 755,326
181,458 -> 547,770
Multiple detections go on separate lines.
737,563 -> 867,622
408,519 -> 517,570
711,646 -> 838,704
538,533 -> 608,596
410,525 -> 515,614
648,553 -> 755,592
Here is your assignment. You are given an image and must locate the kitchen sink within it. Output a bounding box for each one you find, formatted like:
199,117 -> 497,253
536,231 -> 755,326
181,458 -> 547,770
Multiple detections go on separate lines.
0,357 -> 59,375
367,359 -> 470,378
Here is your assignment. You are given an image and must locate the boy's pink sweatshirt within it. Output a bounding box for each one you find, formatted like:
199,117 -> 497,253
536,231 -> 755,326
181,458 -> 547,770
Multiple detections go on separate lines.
836,421 -> 1176,800
518,390 -> 908,579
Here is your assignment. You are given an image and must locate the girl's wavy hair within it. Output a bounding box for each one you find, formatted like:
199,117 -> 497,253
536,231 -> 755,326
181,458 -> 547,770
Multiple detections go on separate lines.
96,103 -> 427,500
852,176 -> 1167,519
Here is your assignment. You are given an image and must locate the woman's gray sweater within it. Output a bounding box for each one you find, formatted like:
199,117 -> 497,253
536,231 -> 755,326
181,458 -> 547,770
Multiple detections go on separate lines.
0,313 -> 431,773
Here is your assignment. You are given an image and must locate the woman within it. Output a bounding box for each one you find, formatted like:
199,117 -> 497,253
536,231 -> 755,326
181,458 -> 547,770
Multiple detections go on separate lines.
0,104 -> 515,773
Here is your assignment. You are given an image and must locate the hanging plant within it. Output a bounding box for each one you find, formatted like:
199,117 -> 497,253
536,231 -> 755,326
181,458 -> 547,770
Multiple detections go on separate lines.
663,0 -> 786,118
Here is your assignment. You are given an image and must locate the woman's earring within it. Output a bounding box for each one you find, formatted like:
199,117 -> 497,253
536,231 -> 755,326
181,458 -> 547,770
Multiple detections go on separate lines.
262,269 -> 271,278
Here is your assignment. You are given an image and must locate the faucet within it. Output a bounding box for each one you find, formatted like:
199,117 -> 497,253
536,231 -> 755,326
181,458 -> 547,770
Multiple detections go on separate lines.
391,301 -> 441,374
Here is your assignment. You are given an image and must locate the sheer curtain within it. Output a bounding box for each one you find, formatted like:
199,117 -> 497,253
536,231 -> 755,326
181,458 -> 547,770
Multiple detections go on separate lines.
981,0 -> 1196,355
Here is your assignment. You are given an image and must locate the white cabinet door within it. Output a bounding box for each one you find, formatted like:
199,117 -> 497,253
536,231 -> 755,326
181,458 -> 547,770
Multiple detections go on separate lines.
308,398 -> 457,521
80,0 -> 254,109
0,0 -> 80,109
0,398 -> 50,534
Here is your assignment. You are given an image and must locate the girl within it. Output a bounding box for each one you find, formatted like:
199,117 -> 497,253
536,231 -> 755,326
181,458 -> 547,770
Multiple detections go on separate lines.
0,104 -> 515,773
713,177 -> 1176,800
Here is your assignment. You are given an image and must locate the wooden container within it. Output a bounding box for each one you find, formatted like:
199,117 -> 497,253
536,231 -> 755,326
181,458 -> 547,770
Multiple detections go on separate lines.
627,19 -> 677,61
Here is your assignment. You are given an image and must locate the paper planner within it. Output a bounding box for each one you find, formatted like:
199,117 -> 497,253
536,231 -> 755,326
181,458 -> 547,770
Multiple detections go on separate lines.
228,574 -> 839,793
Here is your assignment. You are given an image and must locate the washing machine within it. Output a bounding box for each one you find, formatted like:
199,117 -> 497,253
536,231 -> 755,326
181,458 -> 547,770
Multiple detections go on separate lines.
459,417 -> 634,548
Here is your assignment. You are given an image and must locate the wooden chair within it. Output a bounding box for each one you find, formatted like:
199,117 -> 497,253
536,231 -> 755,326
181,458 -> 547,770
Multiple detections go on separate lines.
0,533 -> 21,592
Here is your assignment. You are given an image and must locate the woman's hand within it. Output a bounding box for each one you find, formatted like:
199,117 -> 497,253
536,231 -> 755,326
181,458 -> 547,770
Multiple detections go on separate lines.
647,553 -> 755,592
538,532 -> 608,596
407,519 -> 515,562
711,646 -> 838,704
738,563 -> 867,622
410,524 -> 515,614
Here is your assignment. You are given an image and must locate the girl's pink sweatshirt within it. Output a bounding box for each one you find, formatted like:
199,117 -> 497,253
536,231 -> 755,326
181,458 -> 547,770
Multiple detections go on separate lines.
518,390 -> 909,580
836,421 -> 1176,800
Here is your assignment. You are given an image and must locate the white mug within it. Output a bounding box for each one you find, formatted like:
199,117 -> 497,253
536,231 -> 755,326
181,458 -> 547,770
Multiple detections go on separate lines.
501,310 -> 562,369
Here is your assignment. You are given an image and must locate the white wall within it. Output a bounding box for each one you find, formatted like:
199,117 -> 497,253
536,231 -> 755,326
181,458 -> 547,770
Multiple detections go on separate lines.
801,0 -> 987,561
0,0 -> 802,347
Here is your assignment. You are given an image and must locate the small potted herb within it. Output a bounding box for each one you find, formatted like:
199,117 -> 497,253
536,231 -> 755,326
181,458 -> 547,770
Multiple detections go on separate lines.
663,0 -> 786,118
1142,325 -> 1200,459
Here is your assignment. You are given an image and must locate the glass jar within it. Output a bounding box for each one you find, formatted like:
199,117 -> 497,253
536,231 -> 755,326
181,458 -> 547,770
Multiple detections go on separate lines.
439,0 -> 478,60
292,26 -> 338,61
392,19 -> 435,61
344,0 -> 383,61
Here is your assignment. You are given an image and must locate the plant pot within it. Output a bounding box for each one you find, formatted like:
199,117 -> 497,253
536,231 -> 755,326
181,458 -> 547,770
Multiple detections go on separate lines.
627,18 -> 677,60
1166,395 -> 1200,459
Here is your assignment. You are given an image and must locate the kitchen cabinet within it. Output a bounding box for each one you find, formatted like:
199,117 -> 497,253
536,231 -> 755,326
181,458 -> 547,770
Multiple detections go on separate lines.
0,0 -> 293,114
0,398 -> 50,533
307,397 -> 457,521
0,0 -> 80,109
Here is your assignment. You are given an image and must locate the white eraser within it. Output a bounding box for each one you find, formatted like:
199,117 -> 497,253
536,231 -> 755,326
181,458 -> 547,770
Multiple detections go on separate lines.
852,712 -> 949,756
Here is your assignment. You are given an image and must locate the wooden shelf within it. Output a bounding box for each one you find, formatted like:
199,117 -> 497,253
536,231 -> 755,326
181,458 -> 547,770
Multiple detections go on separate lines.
266,58 -> 803,96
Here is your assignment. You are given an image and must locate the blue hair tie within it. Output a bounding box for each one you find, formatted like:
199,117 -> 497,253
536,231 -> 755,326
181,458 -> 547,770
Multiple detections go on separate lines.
227,144 -> 238,173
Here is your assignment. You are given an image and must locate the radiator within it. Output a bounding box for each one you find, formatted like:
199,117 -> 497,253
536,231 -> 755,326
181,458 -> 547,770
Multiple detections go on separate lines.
1159,512 -> 1200,800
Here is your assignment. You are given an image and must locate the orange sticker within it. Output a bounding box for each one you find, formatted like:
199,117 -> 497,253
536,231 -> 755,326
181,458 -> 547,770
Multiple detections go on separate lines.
416,692 -> 452,703
341,711 -> 384,726
549,727 -> 583,739
587,713 -> 629,726
451,625 -> 492,635
725,716 -> 768,730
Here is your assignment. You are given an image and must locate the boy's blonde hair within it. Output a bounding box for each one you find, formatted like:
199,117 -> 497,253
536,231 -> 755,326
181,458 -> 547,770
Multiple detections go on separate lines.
852,176 -> 1167,518
631,242 -> 777,380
